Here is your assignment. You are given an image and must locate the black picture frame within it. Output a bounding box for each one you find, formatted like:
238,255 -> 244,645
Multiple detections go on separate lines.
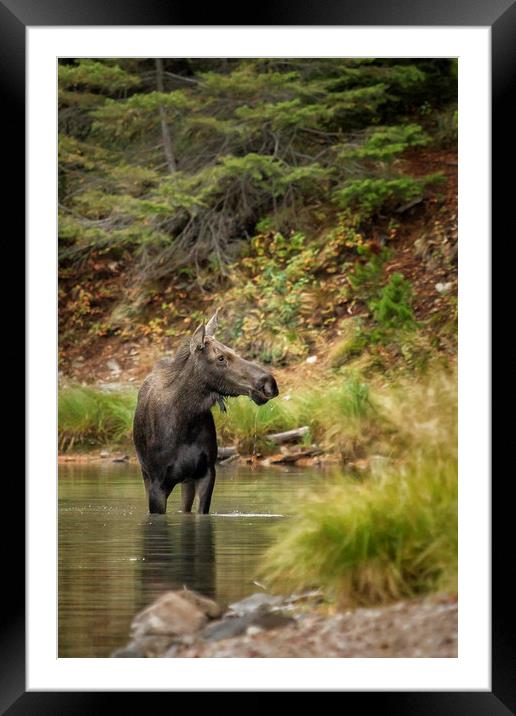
5,0 -> 510,711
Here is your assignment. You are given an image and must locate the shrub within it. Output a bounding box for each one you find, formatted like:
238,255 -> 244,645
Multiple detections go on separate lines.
370,272 -> 416,329
332,174 -> 444,220
347,245 -> 391,299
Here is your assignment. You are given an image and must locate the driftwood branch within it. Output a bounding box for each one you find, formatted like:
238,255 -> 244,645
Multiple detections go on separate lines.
218,454 -> 240,466
396,196 -> 423,214
266,427 -> 309,444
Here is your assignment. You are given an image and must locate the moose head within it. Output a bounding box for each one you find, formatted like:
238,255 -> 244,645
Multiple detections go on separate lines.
189,309 -> 279,406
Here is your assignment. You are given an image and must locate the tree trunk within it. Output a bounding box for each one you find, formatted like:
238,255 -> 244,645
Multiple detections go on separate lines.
155,58 -> 177,173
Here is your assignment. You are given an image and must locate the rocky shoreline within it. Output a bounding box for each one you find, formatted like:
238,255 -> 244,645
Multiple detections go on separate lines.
112,589 -> 458,659
58,447 -> 342,470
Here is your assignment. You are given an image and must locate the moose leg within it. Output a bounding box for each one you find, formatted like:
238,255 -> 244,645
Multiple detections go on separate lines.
196,468 -> 216,515
148,482 -> 168,514
181,481 -> 196,513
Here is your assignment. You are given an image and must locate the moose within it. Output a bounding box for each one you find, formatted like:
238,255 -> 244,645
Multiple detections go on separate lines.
133,310 -> 279,514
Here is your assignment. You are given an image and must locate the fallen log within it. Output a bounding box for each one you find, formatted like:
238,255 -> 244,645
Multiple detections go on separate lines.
217,426 -> 309,461
269,448 -> 322,465
217,446 -> 238,460
266,426 -> 309,444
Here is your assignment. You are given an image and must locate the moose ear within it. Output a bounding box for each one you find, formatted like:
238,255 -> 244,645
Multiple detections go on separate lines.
205,308 -> 219,337
190,323 -> 206,353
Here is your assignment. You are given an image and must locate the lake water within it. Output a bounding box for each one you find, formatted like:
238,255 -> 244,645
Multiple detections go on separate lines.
58,461 -> 329,657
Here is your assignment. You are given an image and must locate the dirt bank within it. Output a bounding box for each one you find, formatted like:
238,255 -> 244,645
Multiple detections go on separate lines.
169,594 -> 458,658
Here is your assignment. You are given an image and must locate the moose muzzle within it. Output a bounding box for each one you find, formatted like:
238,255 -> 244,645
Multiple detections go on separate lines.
250,373 -> 279,405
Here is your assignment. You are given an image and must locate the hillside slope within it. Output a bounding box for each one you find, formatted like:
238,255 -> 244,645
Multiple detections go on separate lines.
59,144 -> 456,386
58,58 -> 457,386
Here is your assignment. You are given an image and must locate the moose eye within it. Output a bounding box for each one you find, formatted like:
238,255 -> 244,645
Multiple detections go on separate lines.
217,355 -> 226,363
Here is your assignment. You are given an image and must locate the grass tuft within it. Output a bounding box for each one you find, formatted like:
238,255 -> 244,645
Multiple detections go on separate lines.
58,385 -> 137,450
213,395 -> 297,454
259,368 -> 457,606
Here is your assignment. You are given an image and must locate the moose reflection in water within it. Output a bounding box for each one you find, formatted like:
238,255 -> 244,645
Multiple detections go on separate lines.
140,516 -> 216,599
133,310 -> 279,515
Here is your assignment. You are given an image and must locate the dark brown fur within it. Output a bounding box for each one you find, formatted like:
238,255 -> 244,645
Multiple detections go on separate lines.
133,314 -> 278,514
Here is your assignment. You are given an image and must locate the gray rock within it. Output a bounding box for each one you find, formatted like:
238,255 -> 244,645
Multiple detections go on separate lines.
178,589 -> 223,619
202,610 -> 295,643
228,592 -> 283,616
131,590 -> 222,641
106,359 -> 121,374
435,282 -> 453,294
202,616 -> 252,642
248,611 -> 295,630
133,635 -> 175,657
246,625 -> 263,636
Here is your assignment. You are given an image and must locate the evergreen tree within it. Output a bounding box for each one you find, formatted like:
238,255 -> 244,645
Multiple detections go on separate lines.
59,58 -> 456,284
